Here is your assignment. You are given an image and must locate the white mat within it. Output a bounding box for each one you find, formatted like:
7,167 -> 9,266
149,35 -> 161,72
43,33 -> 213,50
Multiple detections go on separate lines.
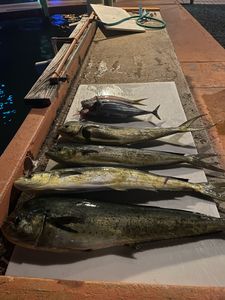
91,4 -> 146,32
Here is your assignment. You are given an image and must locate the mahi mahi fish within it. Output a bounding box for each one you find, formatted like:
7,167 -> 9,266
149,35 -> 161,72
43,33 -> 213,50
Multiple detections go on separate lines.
14,167 -> 225,203
59,115 -> 213,146
46,144 -> 223,172
2,197 -> 225,252
80,98 -> 161,122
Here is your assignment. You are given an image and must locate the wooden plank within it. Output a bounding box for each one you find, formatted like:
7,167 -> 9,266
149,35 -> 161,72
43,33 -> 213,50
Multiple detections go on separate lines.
0,276 -> 225,300
122,6 -> 160,11
25,16 -> 96,107
49,12 -> 95,84
91,4 -> 146,32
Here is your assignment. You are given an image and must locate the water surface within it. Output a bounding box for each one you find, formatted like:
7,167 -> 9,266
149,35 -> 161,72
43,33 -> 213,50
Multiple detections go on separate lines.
0,16 -> 70,155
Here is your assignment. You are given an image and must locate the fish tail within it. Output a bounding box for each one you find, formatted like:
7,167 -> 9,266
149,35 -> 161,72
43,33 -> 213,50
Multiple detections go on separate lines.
151,105 -> 161,120
186,154 -> 225,173
197,181 -> 225,203
133,98 -> 148,106
178,114 -> 216,132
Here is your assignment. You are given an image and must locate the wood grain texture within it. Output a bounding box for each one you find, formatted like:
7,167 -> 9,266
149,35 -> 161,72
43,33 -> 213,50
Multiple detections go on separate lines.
25,17 -> 96,106
0,276 -> 225,300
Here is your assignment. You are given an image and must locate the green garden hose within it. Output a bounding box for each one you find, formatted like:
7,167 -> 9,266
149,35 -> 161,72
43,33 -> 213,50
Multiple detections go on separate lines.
100,11 -> 166,30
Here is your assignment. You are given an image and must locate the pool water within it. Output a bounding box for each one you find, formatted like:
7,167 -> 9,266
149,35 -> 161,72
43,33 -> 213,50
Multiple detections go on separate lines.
0,16 -> 71,155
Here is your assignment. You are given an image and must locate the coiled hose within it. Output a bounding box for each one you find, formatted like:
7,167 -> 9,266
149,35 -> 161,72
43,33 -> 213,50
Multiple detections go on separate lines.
100,11 -> 166,30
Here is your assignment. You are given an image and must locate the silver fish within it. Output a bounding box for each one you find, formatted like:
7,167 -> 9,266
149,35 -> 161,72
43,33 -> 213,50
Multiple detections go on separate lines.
80,99 -> 160,122
81,95 -> 147,107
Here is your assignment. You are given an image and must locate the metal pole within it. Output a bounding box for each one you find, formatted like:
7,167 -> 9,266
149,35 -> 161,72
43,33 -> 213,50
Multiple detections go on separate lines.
87,0 -> 113,14
138,0 -> 142,15
104,0 -> 113,6
38,0 -> 49,18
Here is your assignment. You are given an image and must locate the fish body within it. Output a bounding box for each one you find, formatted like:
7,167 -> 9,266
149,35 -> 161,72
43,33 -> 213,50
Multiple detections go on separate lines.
2,197 -> 225,252
46,144 -> 223,172
81,95 -> 147,107
80,98 -> 160,122
14,167 -> 225,203
59,115 -> 211,146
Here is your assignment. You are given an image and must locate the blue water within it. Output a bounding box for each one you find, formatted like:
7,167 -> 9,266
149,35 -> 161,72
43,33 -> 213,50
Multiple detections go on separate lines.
0,16 -> 71,155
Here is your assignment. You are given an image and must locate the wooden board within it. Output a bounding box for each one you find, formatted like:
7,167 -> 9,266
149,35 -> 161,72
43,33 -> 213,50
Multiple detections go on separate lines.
24,17 -> 96,106
91,4 -> 146,32
1,276 -> 225,300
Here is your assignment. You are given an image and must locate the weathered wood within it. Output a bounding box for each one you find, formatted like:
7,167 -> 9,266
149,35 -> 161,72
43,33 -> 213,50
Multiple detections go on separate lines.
50,12 -> 95,84
0,276 -> 225,300
25,16 -> 96,107
121,6 -> 160,11
51,37 -> 74,54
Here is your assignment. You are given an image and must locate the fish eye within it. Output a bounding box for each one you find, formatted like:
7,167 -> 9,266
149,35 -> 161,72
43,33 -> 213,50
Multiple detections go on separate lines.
64,124 -> 69,128
14,216 -> 20,226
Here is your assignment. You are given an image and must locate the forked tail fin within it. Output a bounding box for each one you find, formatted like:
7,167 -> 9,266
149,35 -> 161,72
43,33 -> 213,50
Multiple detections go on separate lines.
186,153 -> 224,173
150,105 -> 161,120
178,115 -> 216,132
197,181 -> 225,203
132,98 -> 148,106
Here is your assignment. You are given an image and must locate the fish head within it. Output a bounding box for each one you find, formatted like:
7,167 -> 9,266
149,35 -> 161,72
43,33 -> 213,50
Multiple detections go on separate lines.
14,172 -> 52,191
81,98 -> 95,109
2,206 -> 45,248
58,122 -> 83,139
79,108 -> 90,119
46,144 -> 75,161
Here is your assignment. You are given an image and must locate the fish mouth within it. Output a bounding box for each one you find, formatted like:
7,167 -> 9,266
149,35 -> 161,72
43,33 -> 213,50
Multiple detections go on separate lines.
14,179 -> 41,192
1,212 -> 44,248
80,108 -> 89,118
1,219 -> 24,245
58,126 -> 66,135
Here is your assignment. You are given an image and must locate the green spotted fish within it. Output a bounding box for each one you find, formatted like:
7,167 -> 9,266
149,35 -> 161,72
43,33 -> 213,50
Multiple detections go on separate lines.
46,143 -> 223,172
59,115 -> 213,146
14,167 -> 225,204
2,197 -> 225,252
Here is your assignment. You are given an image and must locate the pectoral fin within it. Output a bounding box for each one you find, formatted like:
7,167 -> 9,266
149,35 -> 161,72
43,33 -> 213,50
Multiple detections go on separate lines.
48,216 -> 84,233
81,125 -> 100,139
55,168 -> 83,177
81,149 -> 99,156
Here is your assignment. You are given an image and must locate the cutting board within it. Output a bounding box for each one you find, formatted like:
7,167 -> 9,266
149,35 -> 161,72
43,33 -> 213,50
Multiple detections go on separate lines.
91,4 -> 146,32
